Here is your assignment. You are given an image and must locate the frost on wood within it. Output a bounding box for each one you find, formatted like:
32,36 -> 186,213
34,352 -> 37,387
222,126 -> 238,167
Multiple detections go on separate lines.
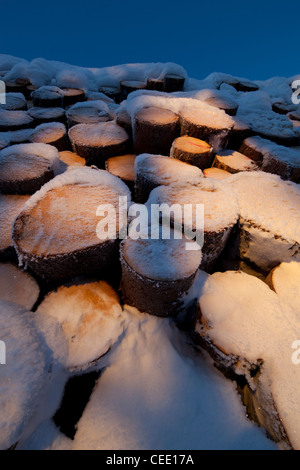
239,136 -> 300,182
12,167 -> 131,280
66,101 -> 111,128
134,153 -> 203,203
213,150 -> 259,174
120,230 -> 202,317
68,121 -> 130,167
0,109 -> 34,131
36,281 -> 124,371
0,143 -> 60,194
146,179 -> 239,271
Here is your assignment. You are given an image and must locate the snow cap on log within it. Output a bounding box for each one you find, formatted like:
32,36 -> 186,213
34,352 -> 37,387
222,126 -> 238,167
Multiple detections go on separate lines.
195,270 -> 300,449
134,153 -> 203,203
37,280 -> 124,371
0,143 -> 60,194
12,167 -> 131,281
227,171 -> 300,270
68,121 -> 130,167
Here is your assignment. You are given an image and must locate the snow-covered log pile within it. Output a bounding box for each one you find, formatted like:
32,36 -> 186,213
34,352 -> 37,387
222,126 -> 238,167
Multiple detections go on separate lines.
0,54 -> 300,450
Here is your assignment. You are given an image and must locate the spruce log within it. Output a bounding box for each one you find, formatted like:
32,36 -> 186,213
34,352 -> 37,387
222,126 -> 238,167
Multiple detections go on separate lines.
12,168 -> 131,282
179,108 -> 234,149
30,122 -> 70,152
68,122 -> 130,168
146,180 -> 239,272
0,143 -> 59,194
134,153 -> 203,203
213,150 -> 259,174
146,78 -> 164,91
105,154 -> 136,192
32,86 -> 64,108
28,107 -> 66,126
133,106 -> 180,155
61,88 -> 86,108
170,135 -> 213,169
163,74 -> 185,92
120,235 -> 202,317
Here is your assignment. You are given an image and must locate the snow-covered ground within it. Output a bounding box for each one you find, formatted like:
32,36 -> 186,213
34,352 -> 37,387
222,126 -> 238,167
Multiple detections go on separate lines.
1,54 -> 300,451
18,306 -> 277,451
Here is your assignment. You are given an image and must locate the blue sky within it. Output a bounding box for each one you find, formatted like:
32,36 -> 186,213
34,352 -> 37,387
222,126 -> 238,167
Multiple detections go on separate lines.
0,0 -> 299,80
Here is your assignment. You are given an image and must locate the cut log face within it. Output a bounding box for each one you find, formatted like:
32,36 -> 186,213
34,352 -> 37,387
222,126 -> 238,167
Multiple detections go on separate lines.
0,143 -> 60,194
133,106 -> 180,155
203,167 -> 231,180
170,135 -> 213,169
58,150 -> 86,174
213,150 -> 259,174
36,281 -> 123,371
106,154 -> 136,191
195,270 -> 300,450
0,194 -> 30,259
29,122 -> 69,151
0,263 -> 40,310
120,232 -> 202,317
134,153 -> 203,203
66,101 -> 111,128
0,300 -> 49,450
163,74 -> 185,92
239,136 -> 265,163
12,167 -> 131,281
146,179 -> 239,272
31,86 -> 64,108
228,171 -> 300,271
265,261 -> 300,313
179,107 -> 234,149
28,107 -> 66,126
239,136 -> 300,182
68,121 -> 130,167
61,88 -> 86,108
0,109 -> 34,132
0,93 -> 27,111
146,78 -> 164,91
